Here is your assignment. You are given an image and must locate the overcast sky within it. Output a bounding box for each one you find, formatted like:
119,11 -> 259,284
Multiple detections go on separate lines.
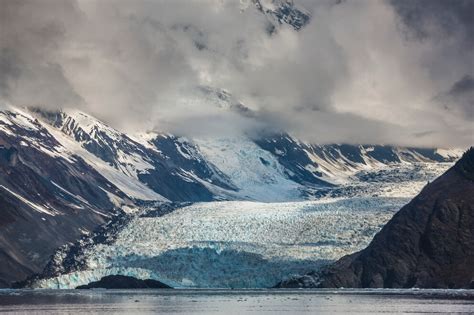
1,0 -> 472,147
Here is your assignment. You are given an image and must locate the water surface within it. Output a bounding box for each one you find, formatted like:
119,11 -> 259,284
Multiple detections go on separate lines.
0,289 -> 473,314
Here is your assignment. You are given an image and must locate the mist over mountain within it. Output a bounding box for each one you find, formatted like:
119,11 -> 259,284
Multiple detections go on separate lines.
1,0 -> 472,146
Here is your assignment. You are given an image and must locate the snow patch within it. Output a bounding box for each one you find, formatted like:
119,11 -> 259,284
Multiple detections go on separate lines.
0,185 -> 59,216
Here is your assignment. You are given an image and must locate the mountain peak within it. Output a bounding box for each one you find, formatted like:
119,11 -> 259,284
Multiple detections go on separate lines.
455,147 -> 474,180
250,0 -> 311,31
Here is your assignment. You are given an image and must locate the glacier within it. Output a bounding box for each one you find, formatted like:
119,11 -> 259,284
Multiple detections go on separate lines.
33,159 -> 453,289
194,137 -> 303,202
35,196 -> 421,289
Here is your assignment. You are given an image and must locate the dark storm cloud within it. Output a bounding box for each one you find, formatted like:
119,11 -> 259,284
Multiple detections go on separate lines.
435,75 -> 474,119
0,49 -> 21,98
390,0 -> 474,47
449,75 -> 474,96
0,0 -> 472,147
389,0 -> 474,128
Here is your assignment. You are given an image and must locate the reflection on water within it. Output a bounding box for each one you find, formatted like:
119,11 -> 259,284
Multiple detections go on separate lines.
0,289 -> 473,314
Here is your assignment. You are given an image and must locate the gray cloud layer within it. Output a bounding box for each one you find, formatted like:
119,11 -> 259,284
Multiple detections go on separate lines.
0,0 -> 472,147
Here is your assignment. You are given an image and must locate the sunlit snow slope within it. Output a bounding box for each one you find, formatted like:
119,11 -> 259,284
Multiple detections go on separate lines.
194,137 -> 303,201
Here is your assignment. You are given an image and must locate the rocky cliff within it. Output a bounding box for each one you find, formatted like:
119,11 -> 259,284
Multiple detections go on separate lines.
280,148 -> 474,289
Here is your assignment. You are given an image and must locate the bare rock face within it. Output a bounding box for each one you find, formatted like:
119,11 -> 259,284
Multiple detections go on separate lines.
76,275 -> 172,289
280,148 -> 474,289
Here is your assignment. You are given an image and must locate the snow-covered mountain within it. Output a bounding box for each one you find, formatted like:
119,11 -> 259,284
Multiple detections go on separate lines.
0,108 -> 132,287
0,104 -> 462,287
3,106 -> 462,201
34,108 -> 236,201
250,0 -> 311,32
0,105 -> 463,205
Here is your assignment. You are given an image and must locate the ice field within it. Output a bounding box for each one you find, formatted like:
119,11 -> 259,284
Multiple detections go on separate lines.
38,198 -> 407,289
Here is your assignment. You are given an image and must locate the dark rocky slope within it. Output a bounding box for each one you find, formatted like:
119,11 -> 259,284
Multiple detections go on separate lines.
76,275 -> 172,289
0,112 -> 127,287
279,147 -> 474,289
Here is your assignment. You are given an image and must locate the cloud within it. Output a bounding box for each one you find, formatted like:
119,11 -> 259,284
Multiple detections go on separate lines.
390,0 -> 474,47
0,0 -> 472,147
0,0 -> 83,109
435,75 -> 474,120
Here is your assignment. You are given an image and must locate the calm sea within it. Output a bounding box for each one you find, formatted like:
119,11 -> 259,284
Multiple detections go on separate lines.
0,289 -> 473,314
